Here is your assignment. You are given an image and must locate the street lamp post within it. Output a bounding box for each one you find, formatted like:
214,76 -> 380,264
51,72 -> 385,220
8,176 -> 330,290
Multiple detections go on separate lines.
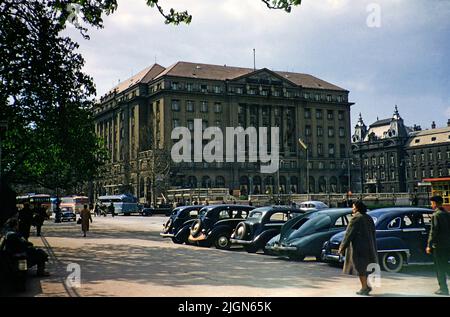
298,138 -> 309,200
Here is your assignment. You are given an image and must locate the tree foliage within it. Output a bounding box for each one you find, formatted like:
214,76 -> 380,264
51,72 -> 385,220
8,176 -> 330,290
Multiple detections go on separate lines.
0,0 -> 302,193
0,1 -> 107,191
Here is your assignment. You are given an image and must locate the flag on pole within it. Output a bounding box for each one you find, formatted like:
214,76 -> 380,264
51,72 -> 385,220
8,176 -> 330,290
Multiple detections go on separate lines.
298,138 -> 308,150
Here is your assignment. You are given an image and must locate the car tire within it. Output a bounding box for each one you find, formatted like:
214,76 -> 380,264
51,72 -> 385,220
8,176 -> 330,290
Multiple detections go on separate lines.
234,222 -> 248,240
214,234 -> 231,250
190,219 -> 202,237
380,252 -> 404,273
171,237 -> 183,244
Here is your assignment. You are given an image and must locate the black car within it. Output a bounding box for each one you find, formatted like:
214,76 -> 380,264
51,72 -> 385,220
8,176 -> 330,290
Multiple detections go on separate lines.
160,205 -> 204,244
188,205 -> 255,249
230,206 -> 305,254
266,208 -> 352,261
321,207 -> 434,273
61,211 -> 76,222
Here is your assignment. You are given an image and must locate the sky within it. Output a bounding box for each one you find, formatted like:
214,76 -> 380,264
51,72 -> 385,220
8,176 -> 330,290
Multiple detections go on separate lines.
65,0 -> 450,131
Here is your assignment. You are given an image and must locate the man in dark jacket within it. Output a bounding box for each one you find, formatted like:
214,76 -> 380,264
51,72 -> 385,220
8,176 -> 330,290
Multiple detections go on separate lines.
18,203 -> 33,240
427,196 -> 450,296
33,204 -> 49,236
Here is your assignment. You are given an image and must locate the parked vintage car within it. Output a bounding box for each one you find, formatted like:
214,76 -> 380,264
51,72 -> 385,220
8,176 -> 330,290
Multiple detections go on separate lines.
60,210 -> 76,222
265,208 -> 353,261
230,206 -> 305,254
299,201 -> 329,212
188,205 -> 255,249
160,205 -> 204,244
321,207 -> 434,273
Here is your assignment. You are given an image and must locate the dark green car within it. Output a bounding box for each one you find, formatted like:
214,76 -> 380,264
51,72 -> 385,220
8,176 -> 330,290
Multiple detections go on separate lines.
265,208 -> 353,261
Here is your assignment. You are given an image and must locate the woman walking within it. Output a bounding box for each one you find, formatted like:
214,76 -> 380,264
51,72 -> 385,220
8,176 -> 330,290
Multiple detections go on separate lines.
339,200 -> 378,295
80,204 -> 93,237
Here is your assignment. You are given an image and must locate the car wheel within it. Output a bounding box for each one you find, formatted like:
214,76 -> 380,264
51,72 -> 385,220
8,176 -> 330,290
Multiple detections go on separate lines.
381,252 -> 404,273
190,219 -> 202,237
234,222 -> 248,240
214,234 -> 231,250
171,237 -> 183,244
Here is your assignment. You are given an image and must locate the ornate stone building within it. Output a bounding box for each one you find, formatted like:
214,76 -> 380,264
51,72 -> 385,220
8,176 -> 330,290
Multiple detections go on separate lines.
94,61 -> 354,203
352,106 -> 450,193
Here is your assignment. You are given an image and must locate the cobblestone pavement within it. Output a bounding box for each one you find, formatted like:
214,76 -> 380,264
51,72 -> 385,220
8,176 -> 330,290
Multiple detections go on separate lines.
10,215 -> 441,297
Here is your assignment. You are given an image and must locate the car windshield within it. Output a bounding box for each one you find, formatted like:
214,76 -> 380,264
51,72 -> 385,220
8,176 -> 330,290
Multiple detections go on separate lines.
294,215 -> 332,236
248,207 -> 271,220
199,206 -> 214,218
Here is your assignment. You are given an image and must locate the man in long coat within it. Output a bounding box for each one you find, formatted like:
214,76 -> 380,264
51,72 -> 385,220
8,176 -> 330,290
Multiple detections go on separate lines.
80,205 -> 93,237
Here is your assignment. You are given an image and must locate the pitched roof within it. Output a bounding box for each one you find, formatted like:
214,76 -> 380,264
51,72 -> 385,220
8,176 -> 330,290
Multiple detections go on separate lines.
370,118 -> 392,127
154,61 -> 347,91
107,64 -> 165,95
406,126 -> 450,147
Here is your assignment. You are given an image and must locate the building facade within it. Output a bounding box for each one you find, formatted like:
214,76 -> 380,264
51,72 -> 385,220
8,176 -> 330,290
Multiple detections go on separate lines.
352,107 -> 450,193
94,61 -> 354,203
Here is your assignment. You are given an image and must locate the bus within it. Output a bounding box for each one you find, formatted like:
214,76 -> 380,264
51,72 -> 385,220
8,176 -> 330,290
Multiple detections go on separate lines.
16,194 -> 52,216
423,177 -> 450,210
60,196 -> 89,214
97,194 -> 139,215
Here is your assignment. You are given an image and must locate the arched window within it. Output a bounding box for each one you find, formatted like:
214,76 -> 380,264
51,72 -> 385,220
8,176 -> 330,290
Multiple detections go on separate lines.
215,176 -> 225,188
319,176 -> 327,193
187,176 -> 197,188
253,176 -> 262,195
330,177 -> 338,193
309,176 -> 316,194
202,176 -> 211,188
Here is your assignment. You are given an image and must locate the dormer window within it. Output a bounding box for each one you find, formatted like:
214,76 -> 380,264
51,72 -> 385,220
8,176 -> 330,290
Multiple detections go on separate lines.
432,137 -> 437,142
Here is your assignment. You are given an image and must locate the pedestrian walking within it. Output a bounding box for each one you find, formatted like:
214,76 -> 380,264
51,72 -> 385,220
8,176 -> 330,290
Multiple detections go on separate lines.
427,196 -> 450,296
33,204 -> 49,236
108,202 -> 115,217
80,204 -> 93,237
18,202 -> 33,240
339,200 -> 378,296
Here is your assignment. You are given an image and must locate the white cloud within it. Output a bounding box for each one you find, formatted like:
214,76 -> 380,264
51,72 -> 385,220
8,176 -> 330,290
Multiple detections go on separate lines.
63,0 -> 450,131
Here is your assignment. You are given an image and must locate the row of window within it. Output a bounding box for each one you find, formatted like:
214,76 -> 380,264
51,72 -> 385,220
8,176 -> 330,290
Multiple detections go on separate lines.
364,156 -> 395,166
172,100 -> 223,113
410,168 -> 450,179
305,109 -> 346,121
315,144 -> 347,158
169,81 -> 348,102
366,168 -> 450,181
410,151 -> 450,163
305,126 -> 346,138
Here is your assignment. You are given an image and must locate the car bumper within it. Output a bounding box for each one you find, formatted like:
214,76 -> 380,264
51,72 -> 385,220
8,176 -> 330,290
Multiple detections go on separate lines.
188,233 -> 207,242
321,250 -> 345,263
230,239 -> 253,245
160,233 -> 175,238
265,245 -> 297,252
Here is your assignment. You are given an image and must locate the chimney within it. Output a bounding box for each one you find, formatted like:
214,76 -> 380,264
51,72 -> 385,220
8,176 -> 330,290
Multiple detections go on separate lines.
432,121 -> 436,129
447,119 -> 450,127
